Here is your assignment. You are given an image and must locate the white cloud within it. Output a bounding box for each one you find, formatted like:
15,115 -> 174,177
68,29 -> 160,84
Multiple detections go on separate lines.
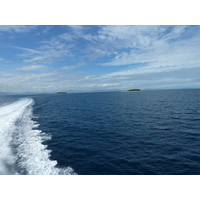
58,33 -> 75,41
12,46 -> 40,54
93,25 -> 166,49
67,25 -> 85,35
21,48 -> 72,64
60,62 -> 85,71
18,37 -> 75,64
82,66 -> 200,91
1,25 -> 200,93
0,70 -> 87,93
99,26 -> 200,81
0,25 -> 37,33
16,65 -> 46,71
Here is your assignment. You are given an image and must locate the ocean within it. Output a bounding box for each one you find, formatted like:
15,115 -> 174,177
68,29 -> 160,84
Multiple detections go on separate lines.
0,89 -> 200,175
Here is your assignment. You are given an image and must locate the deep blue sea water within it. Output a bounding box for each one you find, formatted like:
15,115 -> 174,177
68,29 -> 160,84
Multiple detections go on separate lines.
0,89 -> 200,175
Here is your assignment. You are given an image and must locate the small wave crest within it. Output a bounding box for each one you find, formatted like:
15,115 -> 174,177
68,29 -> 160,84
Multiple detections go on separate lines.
0,98 -> 76,175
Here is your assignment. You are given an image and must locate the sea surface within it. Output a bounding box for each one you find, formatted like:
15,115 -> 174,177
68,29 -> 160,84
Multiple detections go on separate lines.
0,89 -> 200,175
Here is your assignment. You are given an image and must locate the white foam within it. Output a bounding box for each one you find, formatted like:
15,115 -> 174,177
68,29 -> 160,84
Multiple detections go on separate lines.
0,98 -> 76,175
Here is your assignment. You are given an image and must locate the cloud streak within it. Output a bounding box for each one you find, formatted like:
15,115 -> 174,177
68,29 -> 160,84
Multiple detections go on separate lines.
0,25 -> 37,34
60,62 -> 85,71
16,65 -> 46,71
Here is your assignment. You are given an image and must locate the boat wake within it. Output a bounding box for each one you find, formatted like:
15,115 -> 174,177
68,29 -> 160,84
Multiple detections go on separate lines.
0,98 -> 76,175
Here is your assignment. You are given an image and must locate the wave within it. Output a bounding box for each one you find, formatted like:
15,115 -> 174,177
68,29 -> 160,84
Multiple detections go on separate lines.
0,98 -> 76,175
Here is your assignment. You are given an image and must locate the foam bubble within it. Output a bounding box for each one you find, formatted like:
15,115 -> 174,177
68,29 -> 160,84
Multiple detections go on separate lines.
0,98 -> 76,175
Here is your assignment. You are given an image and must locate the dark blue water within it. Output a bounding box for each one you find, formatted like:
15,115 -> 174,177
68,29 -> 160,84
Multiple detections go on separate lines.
31,89 -> 200,175
1,89 -> 200,175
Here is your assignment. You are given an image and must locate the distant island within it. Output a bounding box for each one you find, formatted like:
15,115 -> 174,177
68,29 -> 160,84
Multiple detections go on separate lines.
56,92 -> 68,94
124,89 -> 141,92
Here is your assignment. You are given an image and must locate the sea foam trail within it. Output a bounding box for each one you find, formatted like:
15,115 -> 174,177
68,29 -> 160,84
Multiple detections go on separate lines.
0,98 -> 76,175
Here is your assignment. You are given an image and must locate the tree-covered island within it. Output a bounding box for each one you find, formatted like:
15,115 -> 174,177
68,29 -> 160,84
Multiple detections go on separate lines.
125,89 -> 141,92
56,92 -> 68,94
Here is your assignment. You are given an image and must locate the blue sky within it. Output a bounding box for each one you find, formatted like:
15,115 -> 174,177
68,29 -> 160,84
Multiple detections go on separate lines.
0,25 -> 200,93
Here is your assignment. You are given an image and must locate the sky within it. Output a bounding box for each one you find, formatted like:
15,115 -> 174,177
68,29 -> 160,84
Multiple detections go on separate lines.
0,25 -> 200,93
